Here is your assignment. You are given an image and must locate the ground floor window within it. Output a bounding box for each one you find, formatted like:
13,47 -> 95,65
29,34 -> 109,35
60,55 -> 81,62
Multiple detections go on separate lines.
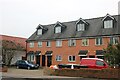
27,54 -> 35,62
56,55 -> 62,61
68,55 -> 75,62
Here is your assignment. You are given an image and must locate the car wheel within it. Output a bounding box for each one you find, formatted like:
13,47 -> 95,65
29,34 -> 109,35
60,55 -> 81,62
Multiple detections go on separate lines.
27,66 -> 30,70
16,66 -> 19,69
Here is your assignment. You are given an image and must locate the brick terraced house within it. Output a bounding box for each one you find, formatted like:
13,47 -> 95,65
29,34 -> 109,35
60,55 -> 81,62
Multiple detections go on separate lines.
26,14 -> 120,67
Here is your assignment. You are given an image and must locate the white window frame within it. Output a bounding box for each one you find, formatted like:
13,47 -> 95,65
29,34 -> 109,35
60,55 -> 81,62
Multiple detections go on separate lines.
82,39 -> 89,46
56,55 -> 62,61
110,36 -> 119,45
27,54 -> 34,62
95,37 -> 103,45
68,55 -> 75,62
38,41 -> 42,47
29,42 -> 34,48
55,26 -> 61,33
37,29 -> 42,35
30,55 -> 34,62
46,41 -> 51,47
104,20 -> 113,28
68,39 -> 76,46
56,40 -> 62,47
77,23 -> 85,31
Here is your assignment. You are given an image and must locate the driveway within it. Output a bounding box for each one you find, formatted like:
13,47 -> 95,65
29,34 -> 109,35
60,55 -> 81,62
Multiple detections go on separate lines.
1,67 -> 107,80
2,67 -> 44,78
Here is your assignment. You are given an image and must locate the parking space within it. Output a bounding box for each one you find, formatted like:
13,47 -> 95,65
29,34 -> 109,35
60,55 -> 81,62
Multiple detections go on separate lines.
2,67 -> 44,78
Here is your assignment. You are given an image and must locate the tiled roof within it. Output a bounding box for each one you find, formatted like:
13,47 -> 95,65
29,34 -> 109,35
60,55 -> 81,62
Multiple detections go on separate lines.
27,15 -> 120,41
0,35 -> 26,48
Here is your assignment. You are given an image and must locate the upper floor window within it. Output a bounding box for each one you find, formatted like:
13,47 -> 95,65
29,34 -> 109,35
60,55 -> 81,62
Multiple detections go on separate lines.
95,37 -> 103,45
37,29 -> 42,35
68,39 -> 76,46
38,41 -> 42,47
46,41 -> 51,47
56,55 -> 62,61
56,40 -> 62,47
76,18 -> 88,32
103,14 -> 115,29
55,26 -> 61,33
104,20 -> 113,28
82,39 -> 89,46
68,55 -> 75,62
29,42 -> 34,48
110,36 -> 119,45
36,24 -> 48,35
77,23 -> 85,31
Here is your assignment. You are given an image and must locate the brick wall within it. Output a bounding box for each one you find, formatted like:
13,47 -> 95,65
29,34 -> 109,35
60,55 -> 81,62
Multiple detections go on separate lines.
44,68 -> 120,79
27,37 -> 112,66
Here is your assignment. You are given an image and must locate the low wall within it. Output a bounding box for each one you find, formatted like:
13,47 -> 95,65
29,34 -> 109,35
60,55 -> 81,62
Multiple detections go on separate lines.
44,68 -> 120,79
0,66 -> 8,72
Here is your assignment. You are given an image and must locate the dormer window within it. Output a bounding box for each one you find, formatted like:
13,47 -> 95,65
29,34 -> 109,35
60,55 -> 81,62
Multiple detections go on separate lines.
36,24 -> 48,35
76,18 -> 88,31
55,26 -> 61,33
77,23 -> 85,31
104,20 -> 113,28
54,21 -> 66,34
103,14 -> 115,29
37,29 -> 42,35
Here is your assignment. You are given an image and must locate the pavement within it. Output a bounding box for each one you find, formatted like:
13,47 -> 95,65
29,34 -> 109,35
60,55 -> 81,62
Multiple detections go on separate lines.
1,67 -> 107,80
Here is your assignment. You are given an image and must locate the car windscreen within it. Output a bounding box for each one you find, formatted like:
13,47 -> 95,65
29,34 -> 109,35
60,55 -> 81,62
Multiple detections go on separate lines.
26,61 -> 34,64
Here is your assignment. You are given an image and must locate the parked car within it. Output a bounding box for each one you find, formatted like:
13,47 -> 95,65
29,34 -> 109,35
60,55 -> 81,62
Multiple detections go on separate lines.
49,65 -> 59,69
80,58 -> 108,69
15,60 -> 39,70
58,64 -> 81,69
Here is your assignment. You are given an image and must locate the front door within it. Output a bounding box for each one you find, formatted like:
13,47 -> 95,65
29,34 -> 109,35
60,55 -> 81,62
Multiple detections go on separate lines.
36,55 -> 40,66
47,56 -> 52,67
42,55 -> 45,66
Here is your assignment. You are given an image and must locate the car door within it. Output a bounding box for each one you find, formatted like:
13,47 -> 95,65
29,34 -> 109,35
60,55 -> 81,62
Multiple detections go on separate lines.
21,61 -> 27,68
18,60 -> 23,68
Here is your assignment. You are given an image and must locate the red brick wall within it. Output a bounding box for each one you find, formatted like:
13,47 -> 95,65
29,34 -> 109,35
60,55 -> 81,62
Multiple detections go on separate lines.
26,36 -> 116,66
44,68 -> 120,79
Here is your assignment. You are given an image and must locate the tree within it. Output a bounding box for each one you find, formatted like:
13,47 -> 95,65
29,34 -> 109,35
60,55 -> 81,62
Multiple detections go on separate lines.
104,43 -> 120,67
0,40 -> 25,66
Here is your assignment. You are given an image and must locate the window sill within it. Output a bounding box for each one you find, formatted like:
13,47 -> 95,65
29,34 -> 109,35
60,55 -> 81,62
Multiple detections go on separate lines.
56,60 -> 62,62
68,45 -> 76,47
38,46 -> 42,48
68,61 -> 76,62
46,46 -> 51,48
95,44 -> 103,46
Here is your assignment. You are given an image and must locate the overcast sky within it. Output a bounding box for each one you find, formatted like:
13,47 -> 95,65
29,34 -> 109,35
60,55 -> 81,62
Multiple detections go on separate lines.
0,0 -> 120,38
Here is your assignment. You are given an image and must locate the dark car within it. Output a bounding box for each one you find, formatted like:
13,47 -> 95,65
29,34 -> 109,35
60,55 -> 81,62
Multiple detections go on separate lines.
15,60 -> 39,70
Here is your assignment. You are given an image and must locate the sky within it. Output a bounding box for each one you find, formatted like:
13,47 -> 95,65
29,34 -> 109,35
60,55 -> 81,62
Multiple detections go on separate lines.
0,0 -> 120,38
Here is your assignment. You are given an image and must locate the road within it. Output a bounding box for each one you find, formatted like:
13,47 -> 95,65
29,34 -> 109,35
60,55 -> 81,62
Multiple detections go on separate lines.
1,67 -> 107,80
